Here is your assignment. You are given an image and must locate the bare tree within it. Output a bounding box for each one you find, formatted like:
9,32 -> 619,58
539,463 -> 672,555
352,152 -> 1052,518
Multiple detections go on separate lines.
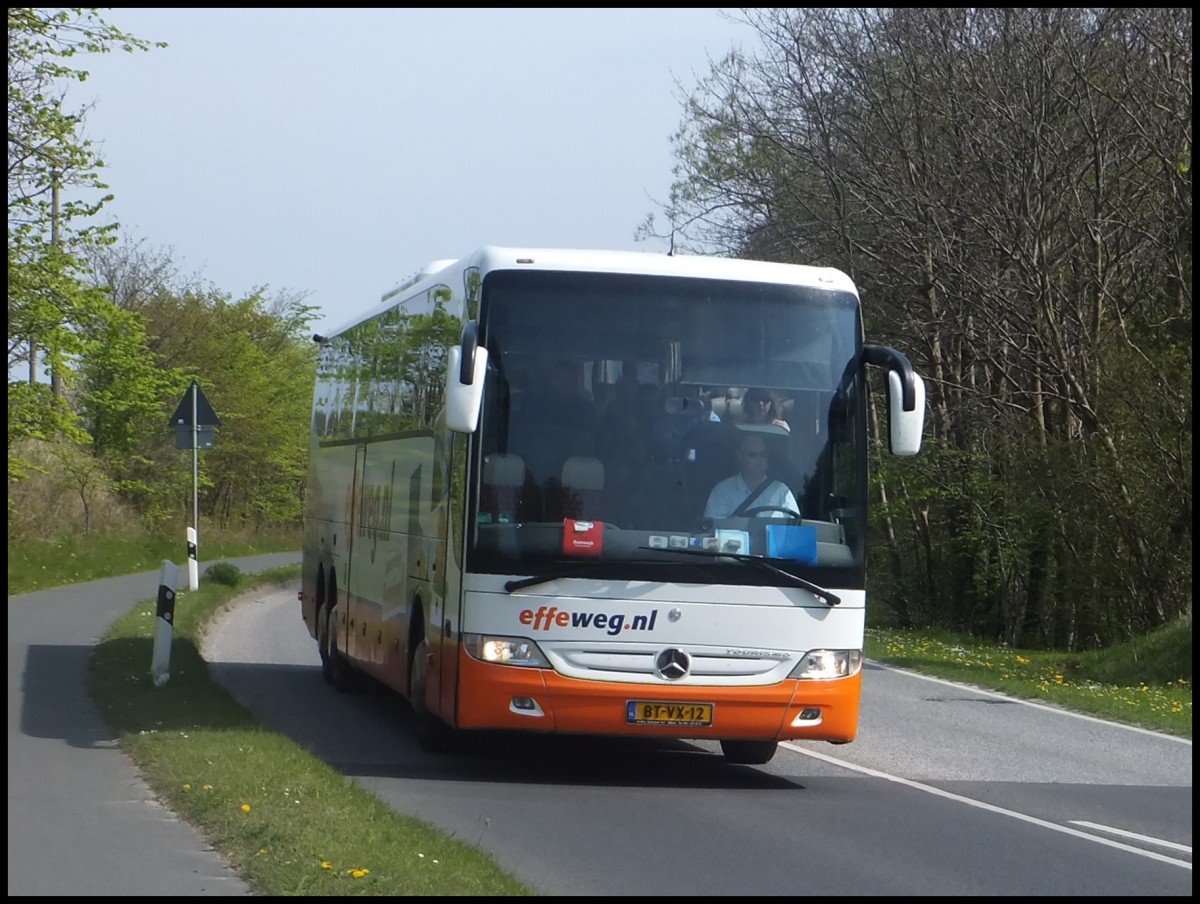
665,7 -> 1191,646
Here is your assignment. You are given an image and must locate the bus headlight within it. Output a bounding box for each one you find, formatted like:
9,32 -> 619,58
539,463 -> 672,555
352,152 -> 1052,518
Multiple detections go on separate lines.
791,649 -> 863,680
463,633 -> 550,668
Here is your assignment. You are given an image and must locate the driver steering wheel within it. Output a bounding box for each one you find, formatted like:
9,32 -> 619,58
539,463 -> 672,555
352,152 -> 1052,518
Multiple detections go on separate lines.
741,505 -> 802,520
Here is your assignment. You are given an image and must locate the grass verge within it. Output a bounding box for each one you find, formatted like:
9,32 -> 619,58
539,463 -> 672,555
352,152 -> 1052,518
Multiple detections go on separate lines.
90,565 -> 535,896
8,526 -> 303,596
865,625 -> 1191,738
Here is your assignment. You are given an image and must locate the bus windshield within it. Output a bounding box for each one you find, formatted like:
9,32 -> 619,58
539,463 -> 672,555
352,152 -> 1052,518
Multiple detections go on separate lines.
468,268 -> 868,588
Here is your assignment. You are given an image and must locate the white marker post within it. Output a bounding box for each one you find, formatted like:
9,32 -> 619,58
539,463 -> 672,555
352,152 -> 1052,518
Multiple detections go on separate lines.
186,526 -> 199,591
150,560 -> 178,687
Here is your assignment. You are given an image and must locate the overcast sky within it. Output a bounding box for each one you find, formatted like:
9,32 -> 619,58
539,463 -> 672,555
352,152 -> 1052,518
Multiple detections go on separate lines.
68,8 -> 750,334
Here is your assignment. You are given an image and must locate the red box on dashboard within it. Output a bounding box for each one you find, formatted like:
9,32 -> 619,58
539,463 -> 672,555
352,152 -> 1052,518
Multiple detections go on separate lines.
562,519 -> 604,556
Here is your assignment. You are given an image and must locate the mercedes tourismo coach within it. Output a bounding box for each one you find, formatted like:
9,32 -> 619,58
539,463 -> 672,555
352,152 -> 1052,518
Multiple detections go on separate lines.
300,246 -> 924,764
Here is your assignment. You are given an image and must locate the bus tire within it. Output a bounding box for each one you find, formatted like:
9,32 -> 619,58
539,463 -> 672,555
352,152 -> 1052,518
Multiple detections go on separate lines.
409,636 -> 457,753
719,739 -> 778,765
316,603 -> 334,686
320,603 -> 364,694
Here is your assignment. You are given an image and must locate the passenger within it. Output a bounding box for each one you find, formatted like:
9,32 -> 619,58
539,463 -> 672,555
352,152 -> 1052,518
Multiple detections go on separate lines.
704,433 -> 800,519
741,387 -> 790,432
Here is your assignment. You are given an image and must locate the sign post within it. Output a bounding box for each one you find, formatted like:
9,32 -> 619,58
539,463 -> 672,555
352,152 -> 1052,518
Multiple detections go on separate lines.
169,381 -> 220,590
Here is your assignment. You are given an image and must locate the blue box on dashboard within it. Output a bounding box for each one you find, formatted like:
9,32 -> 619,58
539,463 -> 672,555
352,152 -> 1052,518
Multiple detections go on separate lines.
765,524 -> 817,563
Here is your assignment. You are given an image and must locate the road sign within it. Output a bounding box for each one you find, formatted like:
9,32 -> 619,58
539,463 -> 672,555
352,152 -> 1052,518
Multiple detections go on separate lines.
169,381 -> 221,428
174,425 -> 216,449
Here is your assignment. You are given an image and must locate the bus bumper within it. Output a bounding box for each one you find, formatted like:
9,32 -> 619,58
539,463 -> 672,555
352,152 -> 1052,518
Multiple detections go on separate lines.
453,651 -> 861,742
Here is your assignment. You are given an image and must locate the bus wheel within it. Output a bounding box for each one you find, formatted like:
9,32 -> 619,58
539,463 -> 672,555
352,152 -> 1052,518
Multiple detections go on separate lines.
320,604 -> 364,694
316,604 -> 334,686
409,637 -> 457,753
720,739 -> 778,765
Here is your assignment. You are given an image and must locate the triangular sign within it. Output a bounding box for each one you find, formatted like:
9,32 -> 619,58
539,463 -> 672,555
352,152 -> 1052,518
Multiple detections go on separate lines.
169,381 -> 221,427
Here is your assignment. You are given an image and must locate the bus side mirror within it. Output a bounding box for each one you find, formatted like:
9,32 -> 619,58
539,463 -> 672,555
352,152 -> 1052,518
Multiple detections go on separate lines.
445,322 -> 488,433
887,369 -> 924,455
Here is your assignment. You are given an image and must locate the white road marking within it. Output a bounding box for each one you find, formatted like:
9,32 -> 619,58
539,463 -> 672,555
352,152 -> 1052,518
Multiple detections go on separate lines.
780,741 -> 1192,871
1068,820 -> 1192,854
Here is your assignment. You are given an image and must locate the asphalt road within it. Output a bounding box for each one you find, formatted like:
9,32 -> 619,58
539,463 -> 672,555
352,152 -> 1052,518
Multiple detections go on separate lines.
9,555 -> 1192,895
7,552 -> 299,898
204,586 -> 1191,896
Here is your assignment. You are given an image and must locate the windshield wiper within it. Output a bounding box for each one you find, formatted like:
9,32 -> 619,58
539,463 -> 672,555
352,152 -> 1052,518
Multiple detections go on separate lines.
636,546 -> 841,607
504,561 -> 612,593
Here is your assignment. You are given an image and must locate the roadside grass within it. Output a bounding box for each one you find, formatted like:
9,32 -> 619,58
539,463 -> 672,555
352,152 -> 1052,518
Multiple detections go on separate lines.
7,525 -> 302,596
90,565 -> 535,897
865,625 -> 1191,739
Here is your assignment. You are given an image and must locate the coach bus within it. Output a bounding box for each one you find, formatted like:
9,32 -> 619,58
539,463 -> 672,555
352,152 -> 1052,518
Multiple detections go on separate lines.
300,246 -> 924,764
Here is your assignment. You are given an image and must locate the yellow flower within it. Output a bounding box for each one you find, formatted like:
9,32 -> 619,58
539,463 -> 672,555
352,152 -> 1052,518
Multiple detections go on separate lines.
182,783 -> 191,791
203,784 -> 213,791
347,868 -> 370,878
241,804 -> 251,813
321,861 -> 332,870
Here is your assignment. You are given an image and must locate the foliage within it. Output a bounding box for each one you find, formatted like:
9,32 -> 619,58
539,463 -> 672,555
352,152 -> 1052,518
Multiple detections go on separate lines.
201,562 -> 243,587
132,283 -> 319,529
667,7 -> 1193,649
8,10 -> 165,478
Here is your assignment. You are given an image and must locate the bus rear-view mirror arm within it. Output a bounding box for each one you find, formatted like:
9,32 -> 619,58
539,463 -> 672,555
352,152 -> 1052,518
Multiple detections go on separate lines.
862,343 -> 925,456
445,321 -> 488,433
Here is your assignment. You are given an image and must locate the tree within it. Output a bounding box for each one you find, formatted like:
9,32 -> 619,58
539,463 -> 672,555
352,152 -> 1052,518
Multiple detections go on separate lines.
665,8 -> 1191,647
133,282 -> 319,530
7,8 -> 164,479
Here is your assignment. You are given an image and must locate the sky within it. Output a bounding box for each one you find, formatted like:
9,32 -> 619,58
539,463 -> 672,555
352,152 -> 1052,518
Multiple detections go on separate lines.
66,8 -> 752,335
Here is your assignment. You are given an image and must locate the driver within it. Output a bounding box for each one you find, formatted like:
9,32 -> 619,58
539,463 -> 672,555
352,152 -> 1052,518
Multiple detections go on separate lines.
704,433 -> 799,519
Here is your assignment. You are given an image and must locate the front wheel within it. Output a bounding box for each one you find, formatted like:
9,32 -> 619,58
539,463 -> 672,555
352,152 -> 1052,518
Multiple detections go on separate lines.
720,739 -> 778,765
408,636 -> 458,753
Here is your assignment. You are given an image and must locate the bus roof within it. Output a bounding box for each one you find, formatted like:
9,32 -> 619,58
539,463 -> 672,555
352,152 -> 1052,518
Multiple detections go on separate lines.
323,247 -> 857,340
466,246 -> 853,289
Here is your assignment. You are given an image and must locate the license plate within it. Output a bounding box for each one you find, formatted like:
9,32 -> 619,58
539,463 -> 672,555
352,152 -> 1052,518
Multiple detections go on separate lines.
627,700 -> 714,726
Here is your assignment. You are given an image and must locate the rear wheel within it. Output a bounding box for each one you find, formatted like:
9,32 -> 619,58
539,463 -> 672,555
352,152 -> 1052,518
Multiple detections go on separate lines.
720,739 -> 778,765
319,603 -> 364,693
316,604 -> 334,686
408,636 -> 457,752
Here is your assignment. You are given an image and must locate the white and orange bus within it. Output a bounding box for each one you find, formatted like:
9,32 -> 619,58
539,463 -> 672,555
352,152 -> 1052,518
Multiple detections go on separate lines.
300,246 -> 924,764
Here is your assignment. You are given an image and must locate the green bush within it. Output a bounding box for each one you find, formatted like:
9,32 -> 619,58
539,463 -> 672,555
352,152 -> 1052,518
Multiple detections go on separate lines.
201,562 -> 243,587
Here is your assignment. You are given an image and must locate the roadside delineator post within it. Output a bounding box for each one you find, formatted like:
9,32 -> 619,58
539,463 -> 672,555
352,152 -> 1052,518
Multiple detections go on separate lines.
186,526 -> 199,592
151,560 -> 178,687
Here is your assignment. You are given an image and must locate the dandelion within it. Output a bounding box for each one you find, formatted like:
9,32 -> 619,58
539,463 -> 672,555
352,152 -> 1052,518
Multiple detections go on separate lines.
203,784 -> 213,791
347,868 -> 369,878
241,804 -> 251,813
182,783 -> 191,791
321,861 -> 333,870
